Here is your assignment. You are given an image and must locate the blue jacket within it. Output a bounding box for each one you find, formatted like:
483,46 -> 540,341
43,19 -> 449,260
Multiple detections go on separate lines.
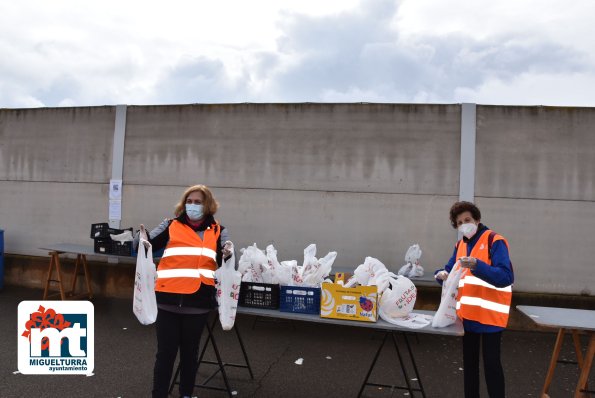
435,224 -> 514,333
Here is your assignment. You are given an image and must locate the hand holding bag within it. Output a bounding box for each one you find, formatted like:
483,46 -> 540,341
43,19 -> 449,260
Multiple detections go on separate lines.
431,262 -> 464,328
133,235 -> 158,325
215,243 -> 241,330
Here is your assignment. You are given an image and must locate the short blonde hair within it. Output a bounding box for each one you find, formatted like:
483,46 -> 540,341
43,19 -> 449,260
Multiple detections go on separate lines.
174,185 -> 219,217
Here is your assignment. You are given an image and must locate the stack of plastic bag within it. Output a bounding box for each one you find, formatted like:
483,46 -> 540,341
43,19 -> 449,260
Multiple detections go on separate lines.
238,243 -> 337,287
397,244 -> 424,278
238,243 -> 276,283
345,257 -> 431,329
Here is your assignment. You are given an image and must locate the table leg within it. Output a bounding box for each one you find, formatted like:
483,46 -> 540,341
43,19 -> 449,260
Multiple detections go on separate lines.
358,332 -> 389,398
574,332 -> 594,398
81,254 -> 93,299
402,332 -> 426,398
541,328 -> 566,398
43,252 -> 66,300
70,255 -> 81,296
234,322 -> 254,379
572,330 -> 584,369
68,254 -> 93,300
391,332 -> 414,395
204,320 -> 233,398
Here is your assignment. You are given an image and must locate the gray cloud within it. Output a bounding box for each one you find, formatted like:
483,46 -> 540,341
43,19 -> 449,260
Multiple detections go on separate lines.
150,56 -> 250,104
261,0 -> 588,102
0,0 -> 592,107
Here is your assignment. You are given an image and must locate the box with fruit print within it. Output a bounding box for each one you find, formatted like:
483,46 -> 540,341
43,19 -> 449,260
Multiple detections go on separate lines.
320,282 -> 378,322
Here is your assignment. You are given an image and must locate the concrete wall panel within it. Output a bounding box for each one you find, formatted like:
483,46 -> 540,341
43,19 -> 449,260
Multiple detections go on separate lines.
475,197 -> 595,295
2,103 -> 594,296
123,104 -> 461,195
122,184 -> 458,274
0,181 -> 107,256
0,107 -> 115,183
476,106 -> 595,201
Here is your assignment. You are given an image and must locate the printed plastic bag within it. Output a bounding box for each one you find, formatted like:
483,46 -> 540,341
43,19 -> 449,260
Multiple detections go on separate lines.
379,276 -> 417,318
378,276 -> 431,329
215,243 -> 241,331
133,238 -> 158,325
431,263 -> 465,328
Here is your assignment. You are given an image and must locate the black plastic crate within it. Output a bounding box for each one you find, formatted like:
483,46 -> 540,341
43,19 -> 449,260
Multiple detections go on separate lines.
280,286 -> 321,315
90,223 -> 132,239
238,282 -> 280,309
94,238 -> 133,256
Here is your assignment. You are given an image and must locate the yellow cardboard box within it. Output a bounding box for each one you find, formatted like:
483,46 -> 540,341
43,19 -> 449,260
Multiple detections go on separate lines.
320,283 -> 378,322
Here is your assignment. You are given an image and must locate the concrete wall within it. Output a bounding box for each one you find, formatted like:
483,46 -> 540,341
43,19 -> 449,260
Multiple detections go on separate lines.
474,106 -> 595,296
1,103 -> 593,296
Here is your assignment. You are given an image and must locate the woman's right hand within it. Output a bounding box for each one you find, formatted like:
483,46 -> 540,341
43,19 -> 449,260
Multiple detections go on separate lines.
435,270 -> 449,281
139,224 -> 148,240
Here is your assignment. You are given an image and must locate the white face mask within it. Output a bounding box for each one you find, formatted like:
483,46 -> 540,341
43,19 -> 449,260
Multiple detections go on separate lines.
458,222 -> 478,239
185,203 -> 204,221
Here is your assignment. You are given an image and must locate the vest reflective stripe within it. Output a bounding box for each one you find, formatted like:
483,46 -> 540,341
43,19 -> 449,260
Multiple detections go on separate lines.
456,296 -> 510,314
155,220 -> 220,294
455,229 -> 512,328
157,268 -> 216,279
162,247 -> 217,261
459,275 -> 512,292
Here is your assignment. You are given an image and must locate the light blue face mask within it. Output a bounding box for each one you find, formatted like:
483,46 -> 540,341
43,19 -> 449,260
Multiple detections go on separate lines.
185,203 -> 204,221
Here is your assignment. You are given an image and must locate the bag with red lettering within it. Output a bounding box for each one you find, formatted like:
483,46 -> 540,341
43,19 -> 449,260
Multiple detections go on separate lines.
215,243 -> 241,331
431,262 -> 465,328
133,237 -> 158,325
378,276 -> 431,329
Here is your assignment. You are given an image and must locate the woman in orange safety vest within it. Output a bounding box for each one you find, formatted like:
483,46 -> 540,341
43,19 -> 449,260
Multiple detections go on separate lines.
435,201 -> 514,398
137,185 -> 233,398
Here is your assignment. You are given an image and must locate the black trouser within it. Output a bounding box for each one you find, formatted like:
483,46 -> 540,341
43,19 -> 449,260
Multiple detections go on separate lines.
462,331 -> 505,398
152,309 -> 209,398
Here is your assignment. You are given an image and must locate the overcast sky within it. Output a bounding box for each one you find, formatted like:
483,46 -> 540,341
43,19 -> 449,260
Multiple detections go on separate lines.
1,0 -> 594,108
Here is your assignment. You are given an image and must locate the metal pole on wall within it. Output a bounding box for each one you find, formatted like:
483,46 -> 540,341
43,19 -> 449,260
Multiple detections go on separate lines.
109,104 -> 127,230
458,103 -> 477,240
459,103 -> 477,203
0,229 -> 4,290
107,105 -> 127,263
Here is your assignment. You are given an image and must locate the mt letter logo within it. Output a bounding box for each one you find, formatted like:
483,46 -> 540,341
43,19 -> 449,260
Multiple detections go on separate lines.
18,301 -> 94,375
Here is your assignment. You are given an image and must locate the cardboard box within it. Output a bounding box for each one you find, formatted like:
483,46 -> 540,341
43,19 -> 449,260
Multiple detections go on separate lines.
320,283 -> 378,322
333,272 -> 351,284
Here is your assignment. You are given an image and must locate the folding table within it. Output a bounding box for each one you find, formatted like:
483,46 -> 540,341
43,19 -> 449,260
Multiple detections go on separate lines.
39,243 -> 123,300
517,305 -> 595,398
235,307 -> 463,397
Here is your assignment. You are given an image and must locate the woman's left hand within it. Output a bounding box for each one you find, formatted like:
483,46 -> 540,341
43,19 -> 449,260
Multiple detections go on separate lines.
459,256 -> 477,270
223,240 -> 234,258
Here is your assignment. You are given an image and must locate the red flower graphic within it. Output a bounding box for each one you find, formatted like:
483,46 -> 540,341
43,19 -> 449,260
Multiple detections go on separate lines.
21,305 -> 72,350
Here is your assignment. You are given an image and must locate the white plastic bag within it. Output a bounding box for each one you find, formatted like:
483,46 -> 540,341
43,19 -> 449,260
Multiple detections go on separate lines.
133,238 -> 158,325
397,263 -> 413,277
378,309 -> 433,329
379,276 -> 417,318
431,263 -> 465,328
398,244 -> 424,278
346,257 -> 395,292
378,276 -> 431,329
215,243 -> 241,331
404,244 -> 422,264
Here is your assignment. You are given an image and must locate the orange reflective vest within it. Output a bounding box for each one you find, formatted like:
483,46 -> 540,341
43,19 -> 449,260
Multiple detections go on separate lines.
455,229 -> 512,328
155,220 -> 220,294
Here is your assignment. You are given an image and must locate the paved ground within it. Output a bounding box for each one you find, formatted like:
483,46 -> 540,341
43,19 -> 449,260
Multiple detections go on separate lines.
1,285 -> 591,398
